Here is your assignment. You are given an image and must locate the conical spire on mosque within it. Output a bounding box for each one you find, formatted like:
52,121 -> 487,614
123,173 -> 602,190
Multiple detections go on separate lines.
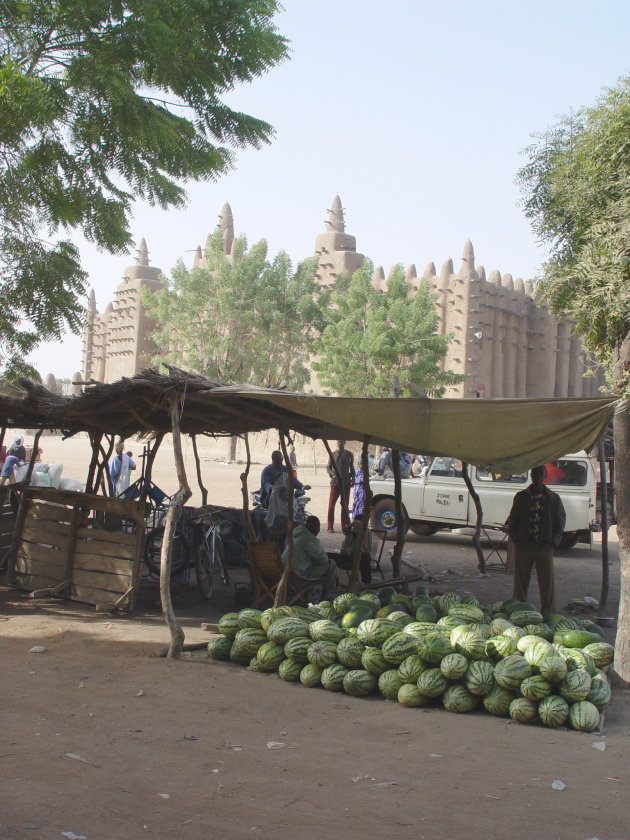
457,239 -> 478,280
325,194 -> 345,233
87,287 -> 96,314
136,237 -> 149,266
372,265 -> 387,293
218,201 -> 235,256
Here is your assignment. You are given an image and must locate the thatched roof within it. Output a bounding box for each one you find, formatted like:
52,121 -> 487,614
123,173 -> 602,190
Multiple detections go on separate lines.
0,367 -> 619,472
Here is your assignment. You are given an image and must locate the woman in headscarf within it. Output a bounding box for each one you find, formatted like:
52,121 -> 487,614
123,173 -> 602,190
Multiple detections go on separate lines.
7,436 -> 26,462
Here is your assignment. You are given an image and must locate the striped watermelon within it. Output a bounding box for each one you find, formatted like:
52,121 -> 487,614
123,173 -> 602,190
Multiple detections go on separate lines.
509,697 -> 538,723
278,658 -> 302,681
522,623 -> 553,641
454,631 -> 487,661
398,655 -> 427,684
558,668 -> 592,702
464,661 -> 495,696
237,608 -> 264,629
248,655 -> 264,672
505,600 -> 537,617
437,591 -> 461,614
494,654 -> 532,690
218,612 -> 240,639
309,619 -> 347,643
256,641 -> 285,672
343,669 -> 378,697
320,663 -> 349,692
489,618 -> 513,636
538,653 -> 568,684
234,627 -> 267,656
483,684 -> 515,716
460,593 -> 480,607
442,684 -> 480,713
299,663 -> 323,687
524,640 -> 553,671
569,700 -> 601,732
485,634 -> 517,661
537,695 -> 570,728
502,626 -> 526,641
398,684 -> 431,707
404,622 -> 441,639
307,640 -> 338,668
440,653 -> 469,680
336,636 -> 366,669
415,603 -> 438,623
333,592 -> 359,614
382,633 -> 420,665
361,646 -> 391,676
341,603 -> 377,629
379,669 -> 405,700
546,614 -> 579,632
448,604 -> 485,624
229,643 -> 252,666
418,632 -> 452,665
417,668 -> 448,698
260,606 -> 292,631
267,617 -> 310,644
357,618 -> 399,646
207,636 -> 232,660
284,636 -> 312,664
291,606 -> 324,624
437,615 -> 468,632
583,642 -> 614,668
516,634 -> 544,653
519,675 -> 552,701
586,675 -> 611,710
388,610 -> 414,627
560,648 -> 596,676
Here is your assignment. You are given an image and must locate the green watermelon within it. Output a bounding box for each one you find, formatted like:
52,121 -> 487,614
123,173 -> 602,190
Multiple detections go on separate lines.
516,634 -> 546,653
343,669 -> 378,697
448,604 -> 485,624
538,653 -> 568,684
309,619 -> 347,643
568,700 -> 601,732
218,612 -> 240,640
442,684 -> 480,713
361,646 -> 391,676
307,640 -> 338,668
284,636 -> 312,664
418,631 -> 452,665
248,655 -> 264,672
521,623 -> 553,641
505,600 -> 537,617
387,610 -> 414,627
519,675 -> 552,701
583,642 -> 614,668
553,629 -> 602,648
415,603 -> 438,623
398,655 -> 427,684
460,593 -> 480,607
577,619 -> 604,638
336,636 -> 366,669
378,669 -> 405,700
436,615 -> 468,632
494,654 -> 532,690
586,675 -> 611,710
464,661 -> 495,696
382,632 -> 420,665
237,608 -> 264,629
378,586 -> 397,606
489,618 -> 513,636
260,606 -> 292,631
290,606 -> 323,624
278,658 -> 302,681
509,697 -> 539,723
234,627 -> 267,656
558,669 -> 592,702
398,684 -> 431,707
404,621 -> 442,639
454,631 -> 487,661
333,592 -> 359,614
229,642 -> 252,666
376,602 -> 411,619
483,684 -> 516,716
524,640 -> 553,671
299,663 -> 323,687
417,668 -> 448,698
341,603 -> 377,629
537,695 -> 570,727
320,663 -> 349,691
207,636 -> 232,660
560,648 -> 596,676
510,609 -> 544,627
356,618 -> 399,646
440,652 -> 469,680
485,634 -> 517,661
502,626 -> 526,641
437,591 -> 461,614
256,641 -> 285,672
267,617 -> 310,644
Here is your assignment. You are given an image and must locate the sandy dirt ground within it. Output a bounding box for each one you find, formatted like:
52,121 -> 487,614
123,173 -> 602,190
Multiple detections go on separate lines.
0,433 -> 628,840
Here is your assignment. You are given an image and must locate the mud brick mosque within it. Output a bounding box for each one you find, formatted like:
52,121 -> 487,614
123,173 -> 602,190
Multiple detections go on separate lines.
82,195 -> 603,399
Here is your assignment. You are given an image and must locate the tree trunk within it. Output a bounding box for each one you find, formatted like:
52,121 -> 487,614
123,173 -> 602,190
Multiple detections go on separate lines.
612,334 -> 630,687
240,434 -> 257,543
463,462 -> 486,573
390,450 -> 403,578
161,394 -> 191,659
227,435 -> 238,463
191,435 -> 208,506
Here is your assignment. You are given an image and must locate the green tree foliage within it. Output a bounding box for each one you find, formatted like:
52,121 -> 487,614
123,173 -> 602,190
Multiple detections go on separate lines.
143,231 -> 326,390
0,0 -> 288,377
313,261 -> 462,397
517,77 -> 630,685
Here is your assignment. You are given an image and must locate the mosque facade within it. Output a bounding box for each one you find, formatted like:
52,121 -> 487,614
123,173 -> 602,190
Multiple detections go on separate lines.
82,195 -> 603,398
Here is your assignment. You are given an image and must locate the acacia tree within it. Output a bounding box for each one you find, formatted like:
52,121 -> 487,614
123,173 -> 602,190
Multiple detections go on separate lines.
517,77 -> 630,685
0,0 -> 288,377
144,230 -> 326,390
313,261 -> 462,397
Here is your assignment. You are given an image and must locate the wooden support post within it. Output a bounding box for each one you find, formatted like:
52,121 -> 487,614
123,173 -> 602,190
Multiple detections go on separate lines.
598,436 -> 609,614
191,435 -> 208,506
240,434 -> 257,543
25,429 -> 43,484
161,393 -> 191,659
390,449 -> 403,578
85,432 -> 102,494
463,462 -> 486,573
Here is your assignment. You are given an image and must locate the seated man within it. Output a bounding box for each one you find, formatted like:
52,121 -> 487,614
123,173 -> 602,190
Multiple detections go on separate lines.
281,515 -> 338,599
327,514 -> 372,584
259,450 -> 303,508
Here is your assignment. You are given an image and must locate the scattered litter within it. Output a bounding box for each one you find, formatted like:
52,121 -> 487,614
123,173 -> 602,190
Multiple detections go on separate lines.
61,832 -> 87,839
483,794 -> 500,800
429,753 -> 442,758
266,741 -> 285,750
177,735 -> 197,742
551,780 -> 565,791
352,775 -> 375,783
230,745 -> 243,751
136,690 -> 144,697
583,596 -> 599,608
211,769 -> 219,774
29,646 -> 46,654
368,781 -> 398,788
158,793 -> 170,799
64,753 -> 101,768
102,623 -> 113,629
592,741 -> 606,752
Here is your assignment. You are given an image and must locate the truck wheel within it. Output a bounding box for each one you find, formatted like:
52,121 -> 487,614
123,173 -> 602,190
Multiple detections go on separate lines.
370,499 -> 408,540
558,534 -> 579,550
409,523 -> 439,537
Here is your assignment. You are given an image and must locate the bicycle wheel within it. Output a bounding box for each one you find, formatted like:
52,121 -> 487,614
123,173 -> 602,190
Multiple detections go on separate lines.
195,544 -> 213,600
212,536 -> 230,585
144,526 -> 190,581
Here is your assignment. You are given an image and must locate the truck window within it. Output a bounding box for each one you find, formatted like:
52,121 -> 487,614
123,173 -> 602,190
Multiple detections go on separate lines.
476,466 -> 527,484
431,457 -> 463,478
544,459 -> 588,487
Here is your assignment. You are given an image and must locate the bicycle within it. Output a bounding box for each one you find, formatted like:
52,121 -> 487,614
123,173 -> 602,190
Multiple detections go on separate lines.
143,508 -> 229,600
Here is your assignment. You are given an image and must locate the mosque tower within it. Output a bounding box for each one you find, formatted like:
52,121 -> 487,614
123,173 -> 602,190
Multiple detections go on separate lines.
314,195 -> 364,287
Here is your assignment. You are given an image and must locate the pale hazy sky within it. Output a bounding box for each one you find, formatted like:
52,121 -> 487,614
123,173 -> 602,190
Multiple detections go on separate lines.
28,0 -> 630,379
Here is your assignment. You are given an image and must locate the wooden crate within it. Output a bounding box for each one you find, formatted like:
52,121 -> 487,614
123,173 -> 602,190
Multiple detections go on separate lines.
8,487 -> 148,610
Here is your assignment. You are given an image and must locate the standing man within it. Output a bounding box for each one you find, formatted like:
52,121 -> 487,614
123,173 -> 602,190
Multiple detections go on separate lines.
326,440 -> 354,533
507,465 -> 566,618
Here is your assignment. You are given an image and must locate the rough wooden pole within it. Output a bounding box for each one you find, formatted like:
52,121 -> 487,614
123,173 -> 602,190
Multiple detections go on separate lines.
85,432 -> 102,494
160,393 -> 191,659
391,449 -> 403,578
240,434 -> 257,543
191,434 -> 208,506
274,431 -> 294,606
140,433 -> 164,495
463,462 -> 486,573
348,438 -> 372,591
97,435 -> 116,496
598,436 -> 609,614
24,429 -> 43,484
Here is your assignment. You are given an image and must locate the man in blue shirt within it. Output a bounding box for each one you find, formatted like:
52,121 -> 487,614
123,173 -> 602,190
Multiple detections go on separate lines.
259,450 -> 303,508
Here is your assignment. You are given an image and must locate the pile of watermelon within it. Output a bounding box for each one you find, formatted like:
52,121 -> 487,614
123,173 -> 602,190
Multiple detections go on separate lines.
207,587 -> 614,732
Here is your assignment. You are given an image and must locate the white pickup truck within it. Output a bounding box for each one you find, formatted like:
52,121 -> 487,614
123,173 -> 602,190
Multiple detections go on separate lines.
368,452 -> 599,550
